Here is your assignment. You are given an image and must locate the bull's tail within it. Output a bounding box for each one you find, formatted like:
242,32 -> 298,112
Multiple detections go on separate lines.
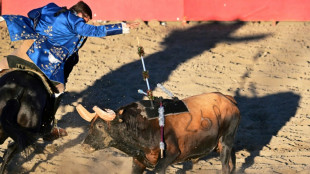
0,87 -> 35,150
224,95 -> 237,105
212,92 -> 238,105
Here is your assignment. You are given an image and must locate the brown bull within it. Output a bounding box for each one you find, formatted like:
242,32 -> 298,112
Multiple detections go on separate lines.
77,92 -> 240,174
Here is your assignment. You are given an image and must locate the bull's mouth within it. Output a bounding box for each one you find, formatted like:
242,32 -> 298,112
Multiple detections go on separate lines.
81,143 -> 96,153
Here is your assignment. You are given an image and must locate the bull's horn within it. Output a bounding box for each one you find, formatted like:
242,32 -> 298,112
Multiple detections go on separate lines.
76,104 -> 96,122
92,106 -> 116,121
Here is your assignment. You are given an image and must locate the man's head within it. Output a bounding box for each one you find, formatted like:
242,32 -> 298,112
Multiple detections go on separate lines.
70,1 -> 92,22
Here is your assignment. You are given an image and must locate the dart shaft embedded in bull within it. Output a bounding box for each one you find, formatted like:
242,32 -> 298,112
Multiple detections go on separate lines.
157,83 -> 175,98
138,46 -> 154,108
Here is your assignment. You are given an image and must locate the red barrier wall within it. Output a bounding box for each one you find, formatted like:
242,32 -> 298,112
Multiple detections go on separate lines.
184,0 -> 310,21
2,0 -> 310,21
1,0 -> 183,21
89,0 -> 183,21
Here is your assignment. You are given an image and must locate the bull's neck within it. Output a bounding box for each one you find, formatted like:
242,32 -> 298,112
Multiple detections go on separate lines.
112,141 -> 144,158
103,120 -> 148,165
111,139 -> 155,168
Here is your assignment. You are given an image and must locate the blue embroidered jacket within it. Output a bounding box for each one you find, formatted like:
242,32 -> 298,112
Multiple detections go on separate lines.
3,3 -> 124,84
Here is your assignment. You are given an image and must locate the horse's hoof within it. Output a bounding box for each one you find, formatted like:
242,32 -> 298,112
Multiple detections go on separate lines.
43,127 -> 68,141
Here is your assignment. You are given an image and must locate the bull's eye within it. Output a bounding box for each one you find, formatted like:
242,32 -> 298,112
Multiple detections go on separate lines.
97,123 -> 104,129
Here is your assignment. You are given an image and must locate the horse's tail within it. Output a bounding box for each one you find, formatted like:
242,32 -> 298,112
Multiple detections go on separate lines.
0,87 -> 35,150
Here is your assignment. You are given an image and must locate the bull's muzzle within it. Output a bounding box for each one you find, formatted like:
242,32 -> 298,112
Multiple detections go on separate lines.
81,143 -> 96,153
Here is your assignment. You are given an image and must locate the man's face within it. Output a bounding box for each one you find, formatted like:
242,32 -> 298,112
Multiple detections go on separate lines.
77,12 -> 90,23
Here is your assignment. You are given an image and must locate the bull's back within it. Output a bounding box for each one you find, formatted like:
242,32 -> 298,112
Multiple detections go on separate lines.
183,92 -> 240,121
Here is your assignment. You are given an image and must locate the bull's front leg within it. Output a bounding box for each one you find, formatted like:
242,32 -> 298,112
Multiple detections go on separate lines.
132,158 -> 146,174
219,134 -> 236,174
0,142 -> 18,174
154,136 -> 181,174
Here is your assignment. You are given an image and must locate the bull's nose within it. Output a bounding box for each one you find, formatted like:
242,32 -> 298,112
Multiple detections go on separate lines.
81,143 -> 96,153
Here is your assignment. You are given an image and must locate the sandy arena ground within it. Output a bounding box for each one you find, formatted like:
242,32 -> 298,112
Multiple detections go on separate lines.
0,20 -> 309,173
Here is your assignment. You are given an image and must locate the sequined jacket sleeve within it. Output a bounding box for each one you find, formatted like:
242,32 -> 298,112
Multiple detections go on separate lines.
68,14 -> 124,37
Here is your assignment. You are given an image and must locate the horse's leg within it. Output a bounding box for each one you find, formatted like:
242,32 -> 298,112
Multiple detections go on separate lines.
0,127 -> 8,145
43,94 -> 67,141
0,142 -> 18,174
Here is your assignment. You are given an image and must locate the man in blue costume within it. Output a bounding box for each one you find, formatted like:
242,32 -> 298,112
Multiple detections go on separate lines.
0,1 -> 137,140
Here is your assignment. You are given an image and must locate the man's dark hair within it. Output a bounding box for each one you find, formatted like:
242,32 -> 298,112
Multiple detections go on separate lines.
69,1 -> 92,19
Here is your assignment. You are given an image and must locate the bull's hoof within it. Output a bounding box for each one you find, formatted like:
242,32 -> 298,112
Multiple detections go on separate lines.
43,127 -> 68,141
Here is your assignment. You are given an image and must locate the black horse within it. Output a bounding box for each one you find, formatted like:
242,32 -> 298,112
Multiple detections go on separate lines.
0,69 -> 57,173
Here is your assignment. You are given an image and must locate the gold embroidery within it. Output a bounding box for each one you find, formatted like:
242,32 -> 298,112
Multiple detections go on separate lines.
28,36 -> 46,53
50,46 -> 67,60
8,16 -> 18,21
44,26 -> 53,36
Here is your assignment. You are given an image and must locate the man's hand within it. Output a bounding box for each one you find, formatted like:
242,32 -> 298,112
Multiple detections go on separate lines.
126,22 -> 140,29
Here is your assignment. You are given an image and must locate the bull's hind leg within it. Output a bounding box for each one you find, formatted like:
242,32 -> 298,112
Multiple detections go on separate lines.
218,137 -> 233,174
0,142 -> 18,174
218,130 -> 237,174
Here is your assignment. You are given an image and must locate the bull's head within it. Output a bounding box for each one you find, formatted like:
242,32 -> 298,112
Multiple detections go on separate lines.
76,104 -> 117,152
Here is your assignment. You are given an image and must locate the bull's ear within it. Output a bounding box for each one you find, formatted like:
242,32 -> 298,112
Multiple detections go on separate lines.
118,109 -> 124,115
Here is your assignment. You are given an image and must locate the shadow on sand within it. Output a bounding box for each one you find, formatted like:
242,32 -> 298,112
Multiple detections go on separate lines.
6,21 -> 298,174
65,21 -> 268,109
160,79 -> 300,174
167,57 -> 300,173
234,90 -> 300,173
